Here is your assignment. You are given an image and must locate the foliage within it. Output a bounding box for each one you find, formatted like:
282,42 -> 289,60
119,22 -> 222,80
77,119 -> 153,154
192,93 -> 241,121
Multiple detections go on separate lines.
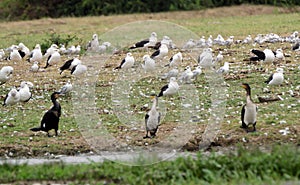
40,33 -> 79,53
0,145 -> 299,184
0,0 -> 299,21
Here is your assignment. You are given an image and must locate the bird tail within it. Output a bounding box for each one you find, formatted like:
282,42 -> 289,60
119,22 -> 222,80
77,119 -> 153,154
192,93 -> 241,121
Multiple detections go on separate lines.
114,66 -> 121,70
30,127 -> 42,132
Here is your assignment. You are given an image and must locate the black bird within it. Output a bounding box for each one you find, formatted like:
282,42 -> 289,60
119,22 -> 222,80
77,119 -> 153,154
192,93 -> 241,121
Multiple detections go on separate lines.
241,83 -> 257,132
30,92 -> 61,137
129,32 -> 157,49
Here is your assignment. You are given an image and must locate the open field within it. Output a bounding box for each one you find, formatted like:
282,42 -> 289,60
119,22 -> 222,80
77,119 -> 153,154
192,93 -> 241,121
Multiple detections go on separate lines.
0,0 -> 299,164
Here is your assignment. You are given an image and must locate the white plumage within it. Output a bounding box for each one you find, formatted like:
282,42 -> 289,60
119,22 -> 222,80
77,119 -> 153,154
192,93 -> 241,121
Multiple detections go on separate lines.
141,54 -> 155,72
198,48 -> 214,69
215,51 -> 224,63
28,44 -> 43,63
30,61 -> 39,73
9,46 -> 22,63
0,66 -> 14,85
158,77 -> 179,97
168,52 -> 182,67
144,95 -> 160,139
88,33 -> 100,51
18,43 -> 30,56
150,43 -> 168,60
265,67 -> 284,86
0,49 -> 5,60
44,49 -> 61,68
161,67 -> 179,80
192,66 -> 202,79
18,81 -> 32,102
216,62 -> 230,74
71,63 -> 87,76
44,44 -> 59,58
115,53 -> 135,70
179,66 -> 194,84
59,80 -> 73,95
3,88 -> 20,106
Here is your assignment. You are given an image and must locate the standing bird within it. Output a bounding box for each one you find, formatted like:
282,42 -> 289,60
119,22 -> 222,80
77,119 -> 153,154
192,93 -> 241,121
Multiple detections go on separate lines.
30,92 -> 61,137
114,53 -> 135,70
9,46 -> 22,63
129,32 -> 157,49
0,49 -> 5,60
192,66 -> 202,79
274,48 -> 285,62
150,43 -> 168,60
215,51 -> 224,64
179,66 -> 194,84
198,48 -> 214,69
3,88 -> 20,106
18,81 -> 32,102
30,61 -> 39,73
166,52 -> 183,67
158,77 -> 179,97
44,44 -> 58,58
28,44 -> 43,63
265,67 -> 284,87
241,83 -> 257,132
144,94 -> 160,139
87,33 -> 100,51
0,66 -> 14,85
59,58 -> 81,75
18,43 -> 30,57
44,49 -> 61,68
141,54 -> 155,72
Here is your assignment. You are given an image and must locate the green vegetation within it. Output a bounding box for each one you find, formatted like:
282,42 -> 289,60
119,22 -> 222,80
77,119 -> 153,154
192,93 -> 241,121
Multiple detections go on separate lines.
0,0 -> 299,21
0,146 -> 299,184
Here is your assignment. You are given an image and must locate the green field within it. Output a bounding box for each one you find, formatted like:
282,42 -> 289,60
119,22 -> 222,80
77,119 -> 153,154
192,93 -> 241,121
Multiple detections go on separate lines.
0,5 -> 300,184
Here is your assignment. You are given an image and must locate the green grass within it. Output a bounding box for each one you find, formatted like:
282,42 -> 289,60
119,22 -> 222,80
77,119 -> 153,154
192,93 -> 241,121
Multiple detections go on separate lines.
0,145 -> 299,184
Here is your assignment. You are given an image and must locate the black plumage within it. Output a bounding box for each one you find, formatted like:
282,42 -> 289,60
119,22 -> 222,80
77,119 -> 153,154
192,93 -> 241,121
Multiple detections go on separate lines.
250,49 -> 266,61
292,42 -> 299,51
129,39 -> 149,49
59,59 -> 74,74
43,55 -> 52,69
114,58 -> 126,70
264,73 -> 274,84
18,50 -> 26,58
30,92 -> 61,137
150,49 -> 160,59
158,85 -> 168,97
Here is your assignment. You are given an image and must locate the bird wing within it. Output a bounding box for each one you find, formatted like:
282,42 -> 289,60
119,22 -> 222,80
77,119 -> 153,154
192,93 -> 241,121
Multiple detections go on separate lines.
18,50 -> 26,58
129,39 -> 149,49
158,84 -> 169,97
265,73 -> 274,84
71,65 -> 77,74
40,110 -> 60,130
150,50 -> 160,59
3,93 -> 8,106
292,43 -> 299,50
145,113 -> 150,129
251,49 -> 266,60
60,59 -> 73,71
241,104 -> 246,126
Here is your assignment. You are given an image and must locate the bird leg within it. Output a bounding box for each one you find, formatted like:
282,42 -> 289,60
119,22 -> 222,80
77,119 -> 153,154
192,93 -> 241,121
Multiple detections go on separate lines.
143,131 -> 150,139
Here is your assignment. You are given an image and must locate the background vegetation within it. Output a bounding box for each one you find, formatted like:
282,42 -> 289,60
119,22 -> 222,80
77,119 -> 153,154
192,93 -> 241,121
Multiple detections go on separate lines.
0,0 -> 299,21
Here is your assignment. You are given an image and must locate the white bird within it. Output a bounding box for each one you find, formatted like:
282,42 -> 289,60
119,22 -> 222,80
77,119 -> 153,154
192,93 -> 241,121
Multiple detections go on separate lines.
59,80 -> 73,95
44,44 -> 59,58
250,48 -> 275,65
143,95 -> 160,139
242,35 -> 252,44
275,48 -> 285,61
71,63 -> 87,76
198,48 -> 214,69
9,46 -> 22,63
3,88 -> 20,106
88,33 -> 100,51
241,83 -> 257,132
182,39 -> 196,50
158,77 -> 179,97
150,43 -> 168,60
215,51 -> 224,63
141,54 -> 155,72
0,66 -> 14,85
59,57 -> 82,75
179,66 -> 194,84
75,45 -> 81,54
129,32 -> 157,49
59,44 -> 67,54
0,49 -> 5,60
265,67 -> 284,86
216,62 -> 230,74
44,49 -> 61,68
167,52 -> 183,67
30,61 -> 39,73
161,67 -> 179,80
18,81 -> 32,102
224,36 -> 234,46
192,66 -> 202,79
28,44 -> 43,63
114,53 -> 135,70
18,43 -> 30,57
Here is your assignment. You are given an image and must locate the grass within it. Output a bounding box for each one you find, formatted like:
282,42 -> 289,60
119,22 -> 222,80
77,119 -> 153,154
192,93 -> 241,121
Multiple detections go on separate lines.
0,4 -> 299,183
0,145 -> 299,184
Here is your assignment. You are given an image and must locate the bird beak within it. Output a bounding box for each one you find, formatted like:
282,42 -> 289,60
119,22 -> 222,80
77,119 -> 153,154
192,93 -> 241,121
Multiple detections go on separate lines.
241,84 -> 247,89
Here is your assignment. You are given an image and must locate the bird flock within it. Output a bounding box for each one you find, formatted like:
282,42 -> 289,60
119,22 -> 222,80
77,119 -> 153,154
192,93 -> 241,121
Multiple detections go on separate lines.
0,29 -> 299,142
